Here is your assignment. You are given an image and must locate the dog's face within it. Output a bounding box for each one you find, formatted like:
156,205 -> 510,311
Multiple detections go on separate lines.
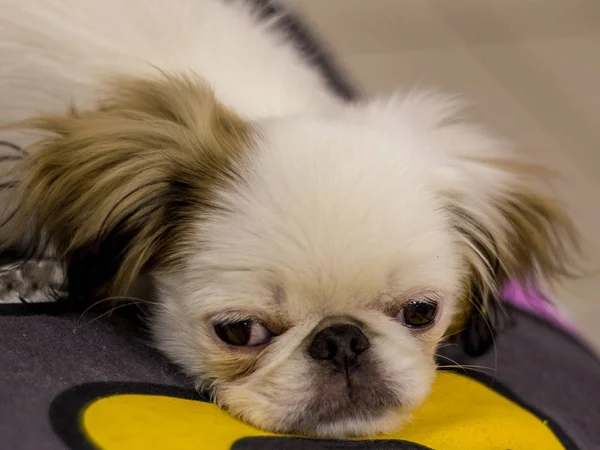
153,114 -> 465,436
7,75 -> 578,437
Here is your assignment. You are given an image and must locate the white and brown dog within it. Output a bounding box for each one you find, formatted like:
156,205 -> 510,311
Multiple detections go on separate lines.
0,0 -> 578,438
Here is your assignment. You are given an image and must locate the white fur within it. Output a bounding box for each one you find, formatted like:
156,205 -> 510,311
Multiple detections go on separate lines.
152,98 -> 516,435
0,0 -> 535,438
0,0 -> 339,131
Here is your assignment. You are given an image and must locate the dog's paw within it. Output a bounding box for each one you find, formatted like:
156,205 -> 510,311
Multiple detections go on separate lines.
0,259 -> 65,303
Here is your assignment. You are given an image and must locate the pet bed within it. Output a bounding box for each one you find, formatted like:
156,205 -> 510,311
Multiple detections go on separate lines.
1,2 -> 598,449
2,284 -> 598,449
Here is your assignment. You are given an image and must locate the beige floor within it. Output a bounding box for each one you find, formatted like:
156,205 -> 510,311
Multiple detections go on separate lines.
294,0 -> 600,349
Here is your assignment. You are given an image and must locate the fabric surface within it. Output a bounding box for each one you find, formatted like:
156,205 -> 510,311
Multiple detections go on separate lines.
1,303 -> 599,449
69,372 -> 566,449
502,281 -> 579,336
0,308 -> 187,450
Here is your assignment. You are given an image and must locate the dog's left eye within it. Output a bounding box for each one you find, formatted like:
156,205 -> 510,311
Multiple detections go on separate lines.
214,320 -> 272,346
399,300 -> 438,328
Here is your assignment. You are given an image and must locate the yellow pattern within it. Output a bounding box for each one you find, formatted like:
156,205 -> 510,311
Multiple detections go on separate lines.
82,372 -> 564,450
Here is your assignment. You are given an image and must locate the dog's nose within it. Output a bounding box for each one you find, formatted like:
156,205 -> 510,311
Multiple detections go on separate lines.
308,324 -> 370,371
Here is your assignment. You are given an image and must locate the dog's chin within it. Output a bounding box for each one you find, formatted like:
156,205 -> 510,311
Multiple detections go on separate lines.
290,408 -> 409,439
233,404 -> 409,438
218,384 -> 413,438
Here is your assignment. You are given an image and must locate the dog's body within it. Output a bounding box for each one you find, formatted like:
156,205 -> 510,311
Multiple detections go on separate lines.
0,0 -> 578,438
0,0 -> 342,128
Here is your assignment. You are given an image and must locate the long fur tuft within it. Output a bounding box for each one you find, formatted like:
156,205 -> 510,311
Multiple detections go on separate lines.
2,73 -> 255,301
446,159 -> 581,355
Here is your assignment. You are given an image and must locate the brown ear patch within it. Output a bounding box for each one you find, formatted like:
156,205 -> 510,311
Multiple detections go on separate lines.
445,159 -> 580,355
3,73 -> 255,301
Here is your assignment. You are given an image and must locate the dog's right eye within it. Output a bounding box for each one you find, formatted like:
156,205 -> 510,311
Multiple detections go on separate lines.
399,299 -> 438,329
214,320 -> 272,346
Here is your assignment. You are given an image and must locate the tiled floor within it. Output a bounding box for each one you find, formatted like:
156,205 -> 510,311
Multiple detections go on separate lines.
295,0 -> 600,348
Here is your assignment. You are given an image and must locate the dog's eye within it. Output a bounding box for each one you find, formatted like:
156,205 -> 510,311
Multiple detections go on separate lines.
214,320 -> 272,346
399,300 -> 438,328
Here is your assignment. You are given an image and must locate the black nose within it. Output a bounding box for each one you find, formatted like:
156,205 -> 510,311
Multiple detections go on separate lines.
308,324 -> 370,371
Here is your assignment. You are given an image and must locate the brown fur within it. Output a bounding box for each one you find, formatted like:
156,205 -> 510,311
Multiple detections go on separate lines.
207,347 -> 266,383
3,73 -> 255,300
445,159 -> 580,351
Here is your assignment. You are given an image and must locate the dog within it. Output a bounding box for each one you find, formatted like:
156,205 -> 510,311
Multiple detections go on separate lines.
0,0 -> 579,438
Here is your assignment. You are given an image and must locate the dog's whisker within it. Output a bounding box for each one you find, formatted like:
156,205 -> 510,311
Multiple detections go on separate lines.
74,301 -> 142,329
435,353 -> 494,373
436,365 -> 495,375
100,295 -> 159,306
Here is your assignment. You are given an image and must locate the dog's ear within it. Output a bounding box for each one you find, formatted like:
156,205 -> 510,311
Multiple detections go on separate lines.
443,160 -> 580,356
378,91 -> 581,356
4,73 -> 255,301
396,92 -> 582,355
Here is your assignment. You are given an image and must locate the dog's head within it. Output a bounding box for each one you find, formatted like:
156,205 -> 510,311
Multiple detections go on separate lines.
5,74 -> 578,437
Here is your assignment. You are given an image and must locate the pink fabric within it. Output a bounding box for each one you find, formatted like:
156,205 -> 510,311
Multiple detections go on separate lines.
502,281 -> 578,336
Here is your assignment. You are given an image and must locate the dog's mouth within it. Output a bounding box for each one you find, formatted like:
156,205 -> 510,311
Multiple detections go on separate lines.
287,369 -> 403,436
